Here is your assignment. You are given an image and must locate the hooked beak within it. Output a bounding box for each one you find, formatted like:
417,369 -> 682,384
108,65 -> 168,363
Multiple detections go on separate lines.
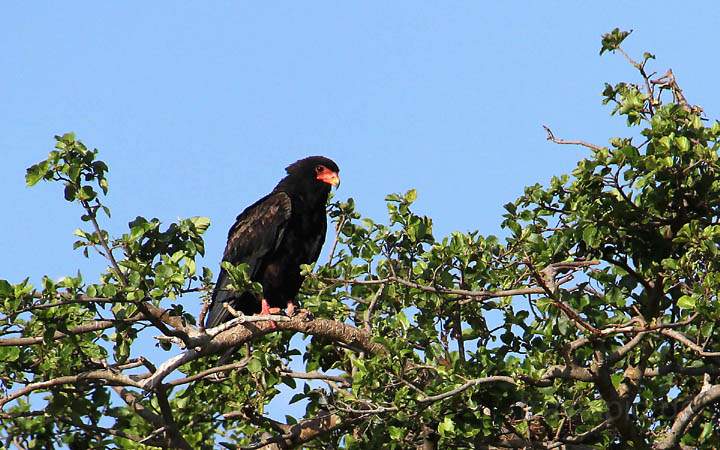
317,170 -> 340,188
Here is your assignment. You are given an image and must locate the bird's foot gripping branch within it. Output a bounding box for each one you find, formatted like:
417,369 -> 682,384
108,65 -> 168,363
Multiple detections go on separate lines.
3,29 -> 720,449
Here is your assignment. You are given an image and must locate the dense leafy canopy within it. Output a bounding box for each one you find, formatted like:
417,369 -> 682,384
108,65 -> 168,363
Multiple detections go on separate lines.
2,30 -> 720,449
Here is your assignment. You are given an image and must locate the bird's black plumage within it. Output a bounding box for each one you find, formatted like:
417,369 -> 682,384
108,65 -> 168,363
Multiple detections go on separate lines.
205,156 -> 339,328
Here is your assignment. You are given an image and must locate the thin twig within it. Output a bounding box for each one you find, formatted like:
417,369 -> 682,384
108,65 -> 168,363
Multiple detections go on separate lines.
543,126 -> 606,152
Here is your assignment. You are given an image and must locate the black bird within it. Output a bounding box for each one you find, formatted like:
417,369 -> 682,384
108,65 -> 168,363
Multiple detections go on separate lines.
205,156 -> 340,328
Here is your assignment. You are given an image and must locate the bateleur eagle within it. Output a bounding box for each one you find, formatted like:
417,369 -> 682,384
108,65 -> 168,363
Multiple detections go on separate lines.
205,156 -> 340,328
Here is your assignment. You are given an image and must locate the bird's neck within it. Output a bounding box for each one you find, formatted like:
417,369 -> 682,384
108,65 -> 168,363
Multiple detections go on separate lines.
273,179 -> 330,209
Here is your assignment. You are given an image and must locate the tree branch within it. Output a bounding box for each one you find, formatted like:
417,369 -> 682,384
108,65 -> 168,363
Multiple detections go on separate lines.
0,318 -> 138,347
0,370 -> 143,410
655,378 -> 720,449
543,125 -> 606,152
142,310 -> 385,390
417,376 -> 516,404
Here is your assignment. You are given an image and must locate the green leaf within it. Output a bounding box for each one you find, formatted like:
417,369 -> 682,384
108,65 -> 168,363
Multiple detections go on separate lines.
677,295 -> 696,310
60,132 -> 76,143
189,216 -> 211,233
247,358 -> 262,373
405,189 -> 417,203
0,346 -> 21,362
388,426 -> 404,441
438,416 -> 455,436
676,136 -> 690,153
114,339 -> 130,364
76,185 -> 96,201
25,161 -> 49,186
289,393 -> 305,404
0,279 -> 13,297
600,28 -> 631,55
102,284 -> 118,297
64,184 -> 77,201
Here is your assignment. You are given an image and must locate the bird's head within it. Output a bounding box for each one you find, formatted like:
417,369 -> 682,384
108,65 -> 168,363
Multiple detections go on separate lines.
285,156 -> 340,188
275,156 -> 340,204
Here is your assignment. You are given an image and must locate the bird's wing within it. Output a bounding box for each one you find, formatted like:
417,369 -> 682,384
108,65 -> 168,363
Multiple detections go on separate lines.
205,192 -> 293,327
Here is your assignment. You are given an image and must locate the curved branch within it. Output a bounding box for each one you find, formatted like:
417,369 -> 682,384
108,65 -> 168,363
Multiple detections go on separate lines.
543,125 -> 606,152
234,412 -> 357,450
660,329 -> 720,357
0,319 -> 124,346
0,370 -> 143,409
168,356 -> 252,386
417,376 -> 516,404
326,260 -> 599,303
655,381 -> 720,449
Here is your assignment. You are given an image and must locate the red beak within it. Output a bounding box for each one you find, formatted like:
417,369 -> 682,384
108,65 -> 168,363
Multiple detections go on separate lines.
316,168 -> 340,187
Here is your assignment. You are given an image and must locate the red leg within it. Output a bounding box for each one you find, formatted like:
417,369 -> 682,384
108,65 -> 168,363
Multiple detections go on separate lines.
260,298 -> 277,330
260,298 -> 281,314
260,298 -> 271,315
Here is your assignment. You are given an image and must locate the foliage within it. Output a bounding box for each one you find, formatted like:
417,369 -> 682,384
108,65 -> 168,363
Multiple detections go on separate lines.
2,30 -> 720,449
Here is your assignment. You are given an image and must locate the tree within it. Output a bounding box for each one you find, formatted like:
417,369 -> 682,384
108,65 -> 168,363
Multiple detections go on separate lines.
2,29 -> 719,449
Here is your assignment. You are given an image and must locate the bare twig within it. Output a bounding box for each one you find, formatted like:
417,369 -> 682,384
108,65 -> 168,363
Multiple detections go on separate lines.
659,329 -> 720,357
327,216 -> 346,265
168,356 -> 252,386
543,126 -> 606,152
363,284 -> 384,332
417,376 -> 516,404
280,370 -> 350,388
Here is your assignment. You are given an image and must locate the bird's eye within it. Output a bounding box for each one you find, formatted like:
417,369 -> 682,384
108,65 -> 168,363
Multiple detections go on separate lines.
315,165 -> 325,173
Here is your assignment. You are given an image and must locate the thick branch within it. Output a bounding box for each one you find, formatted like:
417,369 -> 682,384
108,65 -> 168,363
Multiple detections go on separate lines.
142,311 -> 384,390
525,364 -> 594,387
235,412 -> 355,450
655,381 -> 720,449
592,360 -> 649,448
155,386 -> 191,450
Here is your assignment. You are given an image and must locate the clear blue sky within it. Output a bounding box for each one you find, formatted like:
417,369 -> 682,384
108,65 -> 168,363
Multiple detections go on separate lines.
2,1 -> 719,427
2,3 -> 719,282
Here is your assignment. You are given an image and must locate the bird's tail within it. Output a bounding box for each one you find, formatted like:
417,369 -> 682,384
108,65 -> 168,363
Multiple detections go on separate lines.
205,269 -> 233,328
205,269 -> 260,328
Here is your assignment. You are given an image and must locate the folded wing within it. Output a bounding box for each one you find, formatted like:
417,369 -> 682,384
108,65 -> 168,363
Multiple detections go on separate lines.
205,192 -> 292,327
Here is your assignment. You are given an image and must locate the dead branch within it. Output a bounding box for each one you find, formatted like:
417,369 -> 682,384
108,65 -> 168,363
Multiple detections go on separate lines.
543,126 -> 606,152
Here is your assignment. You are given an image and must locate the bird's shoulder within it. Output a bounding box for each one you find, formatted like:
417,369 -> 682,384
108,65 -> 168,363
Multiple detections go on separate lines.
223,192 -> 293,260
